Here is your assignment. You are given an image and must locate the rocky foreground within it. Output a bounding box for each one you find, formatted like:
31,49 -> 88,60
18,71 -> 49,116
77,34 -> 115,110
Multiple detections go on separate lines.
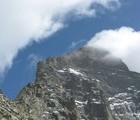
1,47 -> 140,120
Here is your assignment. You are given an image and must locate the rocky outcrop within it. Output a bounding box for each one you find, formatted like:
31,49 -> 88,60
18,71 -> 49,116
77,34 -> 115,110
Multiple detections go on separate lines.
1,47 -> 140,120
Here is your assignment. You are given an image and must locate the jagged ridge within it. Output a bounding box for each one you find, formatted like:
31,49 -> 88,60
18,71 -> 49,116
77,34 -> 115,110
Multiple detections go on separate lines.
1,47 -> 140,120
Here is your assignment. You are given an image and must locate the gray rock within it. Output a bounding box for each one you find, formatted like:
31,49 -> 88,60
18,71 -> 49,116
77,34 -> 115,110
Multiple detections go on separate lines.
1,47 -> 140,120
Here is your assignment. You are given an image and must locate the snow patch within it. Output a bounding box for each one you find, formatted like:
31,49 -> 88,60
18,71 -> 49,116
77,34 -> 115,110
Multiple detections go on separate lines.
53,111 -> 59,114
57,70 -> 65,73
109,89 -> 140,119
75,100 -> 87,108
92,98 -> 101,104
57,68 -> 85,76
75,100 -> 87,105
68,68 -> 83,76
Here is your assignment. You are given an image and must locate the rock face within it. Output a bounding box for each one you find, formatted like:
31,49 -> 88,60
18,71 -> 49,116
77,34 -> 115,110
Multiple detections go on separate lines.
1,47 -> 140,120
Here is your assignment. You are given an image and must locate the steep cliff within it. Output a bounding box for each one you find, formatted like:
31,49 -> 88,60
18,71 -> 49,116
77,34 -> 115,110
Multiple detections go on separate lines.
1,47 -> 140,120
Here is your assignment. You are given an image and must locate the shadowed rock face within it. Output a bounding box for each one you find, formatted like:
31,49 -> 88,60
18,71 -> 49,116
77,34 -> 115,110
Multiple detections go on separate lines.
1,47 -> 140,120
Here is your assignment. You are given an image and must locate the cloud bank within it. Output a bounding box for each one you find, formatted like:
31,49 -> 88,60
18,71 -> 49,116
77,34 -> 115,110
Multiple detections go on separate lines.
87,27 -> 140,73
0,0 -> 120,78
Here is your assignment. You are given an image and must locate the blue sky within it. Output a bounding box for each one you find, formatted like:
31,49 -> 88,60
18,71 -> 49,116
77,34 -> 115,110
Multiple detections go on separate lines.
0,0 -> 140,100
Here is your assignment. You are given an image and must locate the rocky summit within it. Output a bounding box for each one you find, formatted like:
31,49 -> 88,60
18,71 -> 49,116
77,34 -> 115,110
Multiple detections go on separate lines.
1,47 -> 140,120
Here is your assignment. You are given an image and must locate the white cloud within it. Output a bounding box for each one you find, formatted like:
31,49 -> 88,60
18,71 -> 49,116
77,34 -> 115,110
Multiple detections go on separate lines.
68,39 -> 86,50
0,0 -> 120,78
28,54 -> 42,69
87,27 -> 140,72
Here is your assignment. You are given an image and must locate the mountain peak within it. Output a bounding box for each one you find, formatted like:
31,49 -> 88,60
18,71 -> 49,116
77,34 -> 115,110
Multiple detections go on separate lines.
1,47 -> 140,120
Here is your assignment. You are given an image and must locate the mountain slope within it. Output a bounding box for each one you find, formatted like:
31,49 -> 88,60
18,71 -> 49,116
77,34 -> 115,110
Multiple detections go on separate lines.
1,47 -> 140,120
